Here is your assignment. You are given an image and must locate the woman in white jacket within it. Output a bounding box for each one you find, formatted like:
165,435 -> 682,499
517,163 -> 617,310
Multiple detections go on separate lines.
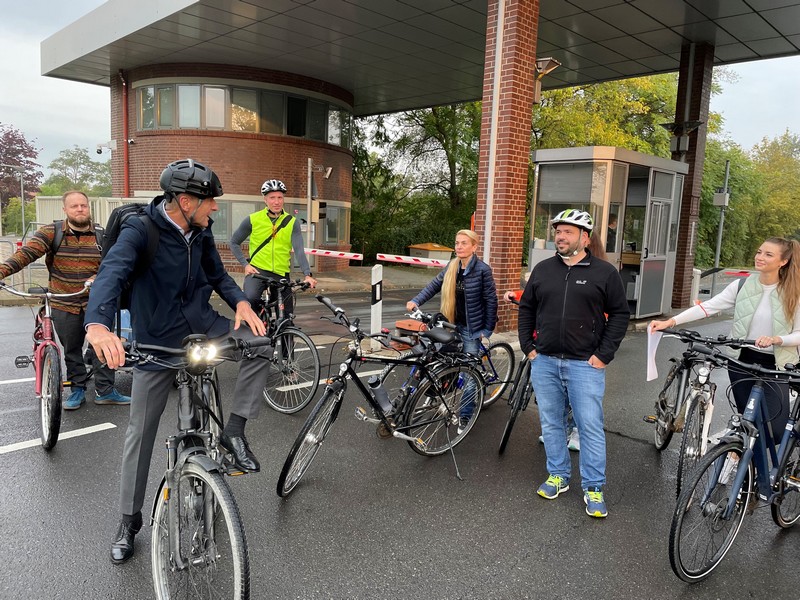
650,237 -> 800,436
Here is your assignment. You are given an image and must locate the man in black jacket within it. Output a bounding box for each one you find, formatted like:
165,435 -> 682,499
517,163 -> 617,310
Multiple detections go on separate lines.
518,209 -> 629,518
86,159 -> 270,564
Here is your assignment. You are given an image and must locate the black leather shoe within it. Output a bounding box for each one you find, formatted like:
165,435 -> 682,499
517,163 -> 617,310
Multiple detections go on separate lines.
221,433 -> 261,473
110,512 -> 142,565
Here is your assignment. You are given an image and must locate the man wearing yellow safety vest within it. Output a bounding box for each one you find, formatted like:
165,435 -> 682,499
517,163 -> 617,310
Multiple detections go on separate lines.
230,179 -> 317,316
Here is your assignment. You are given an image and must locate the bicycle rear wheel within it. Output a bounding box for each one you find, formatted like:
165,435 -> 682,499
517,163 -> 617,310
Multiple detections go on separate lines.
403,364 -> 484,456
151,462 -> 249,599
669,441 -> 751,583
39,345 -> 62,451
264,328 -> 320,414
276,385 -> 344,497
771,437 -> 800,528
654,362 -> 684,451
676,397 -> 705,498
499,360 -> 532,455
481,342 -> 515,407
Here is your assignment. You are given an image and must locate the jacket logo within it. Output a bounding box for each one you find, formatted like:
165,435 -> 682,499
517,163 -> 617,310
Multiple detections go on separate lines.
575,279 -> 587,285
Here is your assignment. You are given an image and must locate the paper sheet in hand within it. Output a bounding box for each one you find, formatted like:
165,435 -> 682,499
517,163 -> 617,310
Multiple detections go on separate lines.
647,330 -> 663,381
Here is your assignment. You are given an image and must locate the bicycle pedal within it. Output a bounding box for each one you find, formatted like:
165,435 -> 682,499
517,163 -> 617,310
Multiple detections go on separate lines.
354,406 -> 380,424
14,356 -> 32,368
391,430 -> 426,451
643,415 -> 657,424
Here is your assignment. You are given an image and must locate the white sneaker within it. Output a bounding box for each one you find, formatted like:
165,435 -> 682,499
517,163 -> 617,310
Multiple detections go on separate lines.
567,428 -> 580,452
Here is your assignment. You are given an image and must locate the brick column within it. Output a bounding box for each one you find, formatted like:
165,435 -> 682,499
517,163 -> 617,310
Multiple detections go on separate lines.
671,43 -> 714,309
475,0 -> 539,333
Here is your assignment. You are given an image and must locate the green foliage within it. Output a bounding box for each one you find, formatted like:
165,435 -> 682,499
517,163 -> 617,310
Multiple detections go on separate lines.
44,146 -> 112,196
1,196 -> 35,236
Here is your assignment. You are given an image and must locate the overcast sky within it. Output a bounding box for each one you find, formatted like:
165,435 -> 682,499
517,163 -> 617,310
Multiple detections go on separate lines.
1,1 -> 799,174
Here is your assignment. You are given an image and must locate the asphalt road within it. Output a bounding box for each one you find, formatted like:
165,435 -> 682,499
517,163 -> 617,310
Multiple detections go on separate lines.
0,289 -> 798,599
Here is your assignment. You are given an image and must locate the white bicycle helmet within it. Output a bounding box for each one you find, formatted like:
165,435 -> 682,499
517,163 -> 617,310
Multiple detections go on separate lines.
261,179 -> 287,195
551,209 -> 594,234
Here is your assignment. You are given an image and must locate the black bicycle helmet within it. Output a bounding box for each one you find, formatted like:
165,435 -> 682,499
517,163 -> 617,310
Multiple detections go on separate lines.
159,159 -> 223,199
261,179 -> 287,195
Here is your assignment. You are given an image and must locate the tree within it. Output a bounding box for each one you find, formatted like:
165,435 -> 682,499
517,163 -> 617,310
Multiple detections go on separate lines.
0,122 -> 42,209
43,146 -> 111,195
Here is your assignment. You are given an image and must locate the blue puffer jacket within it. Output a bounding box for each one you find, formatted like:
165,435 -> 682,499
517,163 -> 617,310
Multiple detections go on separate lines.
410,254 -> 498,338
85,196 -> 247,351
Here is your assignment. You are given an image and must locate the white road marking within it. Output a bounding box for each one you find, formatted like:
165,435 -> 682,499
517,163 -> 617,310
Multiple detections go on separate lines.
0,422 -> 117,455
0,377 -> 35,385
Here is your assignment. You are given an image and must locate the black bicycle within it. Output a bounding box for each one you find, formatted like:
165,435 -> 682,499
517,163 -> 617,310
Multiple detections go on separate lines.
276,295 -> 485,497
669,345 -> 800,582
253,274 -> 321,414
126,334 -> 268,599
498,357 -> 533,454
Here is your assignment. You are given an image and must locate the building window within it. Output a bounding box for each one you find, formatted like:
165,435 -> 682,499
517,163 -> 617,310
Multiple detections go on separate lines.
135,82 -> 351,147
286,96 -> 307,137
140,86 -> 155,129
178,85 -> 201,128
307,100 -> 327,141
205,87 -> 226,129
231,88 -> 258,132
325,205 -> 350,244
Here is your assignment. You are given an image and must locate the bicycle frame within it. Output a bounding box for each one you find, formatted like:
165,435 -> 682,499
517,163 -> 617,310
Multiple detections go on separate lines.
719,379 -> 799,519
32,305 -> 60,397
684,358 -> 717,457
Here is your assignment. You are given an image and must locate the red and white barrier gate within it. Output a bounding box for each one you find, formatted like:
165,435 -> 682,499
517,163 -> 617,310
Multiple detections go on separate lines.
304,248 -> 364,261
376,253 -> 448,268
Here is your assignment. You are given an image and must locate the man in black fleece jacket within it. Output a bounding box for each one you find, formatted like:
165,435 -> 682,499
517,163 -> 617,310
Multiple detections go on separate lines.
518,209 -> 629,518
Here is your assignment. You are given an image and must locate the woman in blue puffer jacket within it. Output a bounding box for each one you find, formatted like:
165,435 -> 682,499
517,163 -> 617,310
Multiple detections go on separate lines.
406,229 -> 498,356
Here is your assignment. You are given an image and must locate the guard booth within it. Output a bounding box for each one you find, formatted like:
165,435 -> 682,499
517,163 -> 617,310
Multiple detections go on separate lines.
528,146 -> 689,318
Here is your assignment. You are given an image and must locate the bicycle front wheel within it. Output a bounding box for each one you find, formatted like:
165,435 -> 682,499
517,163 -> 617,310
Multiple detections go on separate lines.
481,342 -> 515,407
40,345 -> 62,451
499,360 -> 532,455
151,462 -> 249,599
654,362 -> 684,451
676,396 -> 705,498
772,437 -> 800,528
403,364 -> 484,456
264,328 -> 321,414
276,385 -> 344,497
669,440 -> 752,583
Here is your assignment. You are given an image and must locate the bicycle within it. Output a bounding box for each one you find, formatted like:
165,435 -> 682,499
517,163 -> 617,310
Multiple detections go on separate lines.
390,308 -> 514,408
276,294 -> 486,497
669,346 -> 800,583
125,334 -> 269,599
0,280 -> 90,451
498,357 -> 533,455
252,274 -> 321,414
647,328 -> 754,497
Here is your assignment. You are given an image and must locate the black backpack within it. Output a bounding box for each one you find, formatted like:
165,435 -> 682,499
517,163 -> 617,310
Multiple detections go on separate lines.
47,221 -> 104,270
100,203 -> 160,311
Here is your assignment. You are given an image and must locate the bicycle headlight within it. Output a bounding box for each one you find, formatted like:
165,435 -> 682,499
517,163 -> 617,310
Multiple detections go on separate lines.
189,344 -> 217,364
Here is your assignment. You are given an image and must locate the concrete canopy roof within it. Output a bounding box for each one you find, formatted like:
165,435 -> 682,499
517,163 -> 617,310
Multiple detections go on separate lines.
42,0 -> 800,116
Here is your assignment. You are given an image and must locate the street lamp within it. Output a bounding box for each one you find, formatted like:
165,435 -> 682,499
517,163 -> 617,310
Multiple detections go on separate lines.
533,57 -> 561,103
0,163 -> 25,238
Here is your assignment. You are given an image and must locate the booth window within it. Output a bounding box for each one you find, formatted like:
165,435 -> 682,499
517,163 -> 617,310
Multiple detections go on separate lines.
325,205 -> 350,244
231,88 -> 258,132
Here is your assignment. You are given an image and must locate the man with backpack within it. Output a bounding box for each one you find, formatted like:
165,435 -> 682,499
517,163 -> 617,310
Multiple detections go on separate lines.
0,190 -> 130,409
229,178 -> 316,316
85,159 -> 272,565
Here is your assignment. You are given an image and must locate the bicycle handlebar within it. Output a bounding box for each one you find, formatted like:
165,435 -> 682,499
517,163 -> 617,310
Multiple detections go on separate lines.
687,342 -> 800,381
123,335 -> 271,368
0,279 -> 92,299
660,327 -> 757,350
406,308 -> 457,330
252,274 -> 311,291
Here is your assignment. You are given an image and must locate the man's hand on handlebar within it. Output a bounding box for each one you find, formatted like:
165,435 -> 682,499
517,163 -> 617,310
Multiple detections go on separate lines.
86,324 -> 126,369
234,300 -> 267,337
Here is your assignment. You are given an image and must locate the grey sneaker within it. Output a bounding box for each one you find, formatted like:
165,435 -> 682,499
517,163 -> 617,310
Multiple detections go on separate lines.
567,428 -> 580,452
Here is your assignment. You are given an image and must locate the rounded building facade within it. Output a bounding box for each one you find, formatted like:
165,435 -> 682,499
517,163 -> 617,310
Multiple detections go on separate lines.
109,64 -> 354,272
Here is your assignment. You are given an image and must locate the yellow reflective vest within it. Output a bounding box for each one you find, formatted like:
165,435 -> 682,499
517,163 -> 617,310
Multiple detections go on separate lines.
249,210 -> 294,275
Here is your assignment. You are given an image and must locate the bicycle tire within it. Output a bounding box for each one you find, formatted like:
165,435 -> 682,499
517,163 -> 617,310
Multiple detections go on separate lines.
402,364 -> 484,456
39,345 -> 62,451
771,436 -> 800,528
669,440 -> 751,583
499,359 -> 532,455
151,462 -> 250,599
481,342 -> 515,407
276,385 -> 344,497
654,362 -> 684,451
264,328 -> 321,414
676,396 -> 705,498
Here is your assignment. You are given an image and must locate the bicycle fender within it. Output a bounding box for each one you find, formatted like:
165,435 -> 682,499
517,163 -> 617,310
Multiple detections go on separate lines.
186,453 -> 220,474
150,476 -> 167,521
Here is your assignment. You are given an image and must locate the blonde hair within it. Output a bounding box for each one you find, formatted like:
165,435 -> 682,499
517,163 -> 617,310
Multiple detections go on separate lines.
440,230 -> 480,322
767,237 -> 800,322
